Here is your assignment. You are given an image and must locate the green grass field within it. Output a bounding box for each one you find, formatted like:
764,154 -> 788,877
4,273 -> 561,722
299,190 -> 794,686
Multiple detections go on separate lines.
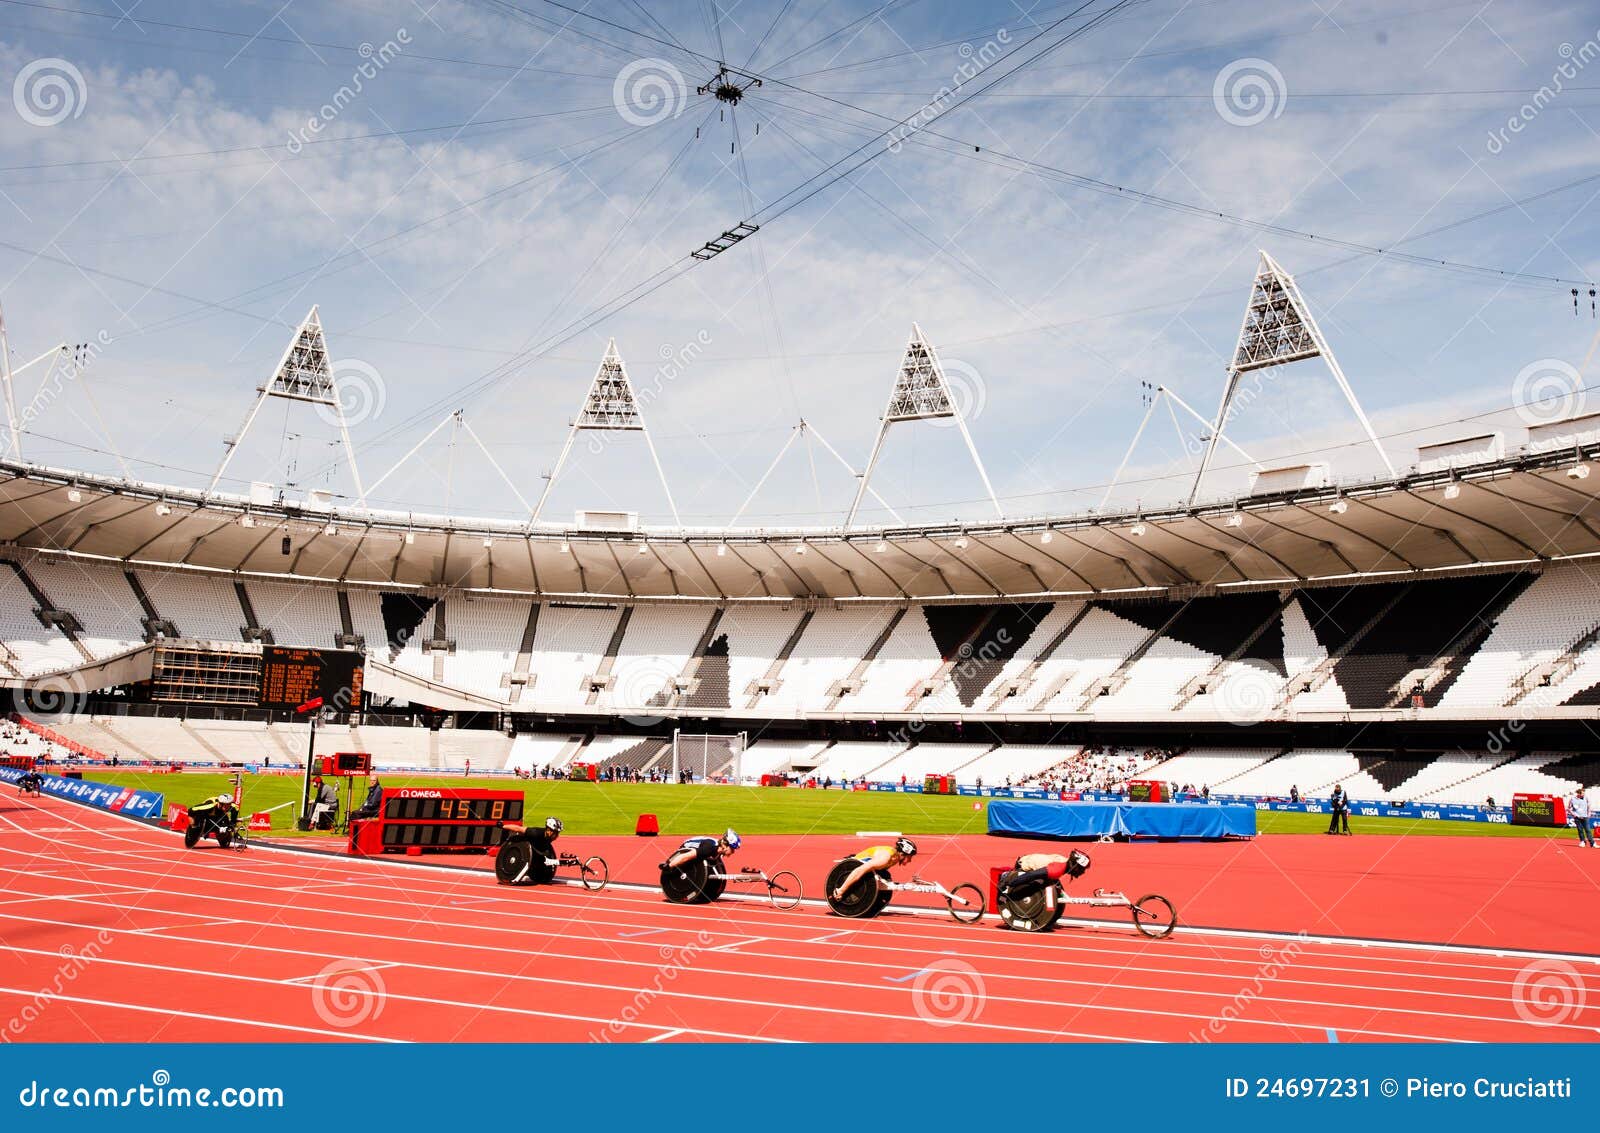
78,771 -> 1575,841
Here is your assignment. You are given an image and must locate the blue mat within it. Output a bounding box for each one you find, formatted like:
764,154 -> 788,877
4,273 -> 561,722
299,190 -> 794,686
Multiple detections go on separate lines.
987,799 -> 1256,840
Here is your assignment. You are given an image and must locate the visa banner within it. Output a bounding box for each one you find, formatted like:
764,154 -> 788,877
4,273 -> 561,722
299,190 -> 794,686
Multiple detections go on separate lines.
0,766 -> 165,820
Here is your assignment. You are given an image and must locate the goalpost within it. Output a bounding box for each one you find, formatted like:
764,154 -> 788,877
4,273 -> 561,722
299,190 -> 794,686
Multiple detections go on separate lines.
671,730 -> 746,783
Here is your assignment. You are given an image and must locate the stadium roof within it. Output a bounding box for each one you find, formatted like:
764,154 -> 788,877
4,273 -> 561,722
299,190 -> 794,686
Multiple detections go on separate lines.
3,443 -> 1599,602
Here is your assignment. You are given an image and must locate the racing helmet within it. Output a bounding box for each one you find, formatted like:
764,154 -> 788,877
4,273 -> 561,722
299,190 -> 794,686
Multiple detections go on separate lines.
894,836 -> 918,858
545,816 -> 563,834
722,828 -> 741,850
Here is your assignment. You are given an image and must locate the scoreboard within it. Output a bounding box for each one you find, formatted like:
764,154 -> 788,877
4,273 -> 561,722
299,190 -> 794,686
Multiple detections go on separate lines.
260,647 -> 363,711
348,788 -> 524,856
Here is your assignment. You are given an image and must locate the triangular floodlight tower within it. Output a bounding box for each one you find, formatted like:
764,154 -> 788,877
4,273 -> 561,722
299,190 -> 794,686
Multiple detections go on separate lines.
1189,251 -> 1393,505
207,306 -> 366,503
1101,383 -> 1260,510
531,339 -> 680,525
846,323 -> 1001,526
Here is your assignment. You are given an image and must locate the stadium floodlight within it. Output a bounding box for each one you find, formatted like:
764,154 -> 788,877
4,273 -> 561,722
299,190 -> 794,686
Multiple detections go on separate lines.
155,502 -> 172,516
404,531 -> 415,544
1569,463 -> 1590,480
66,487 -> 82,503
715,543 -> 726,557
953,536 -> 969,550
482,537 -> 493,548
1443,483 -> 1462,500
1130,522 -> 1147,536
559,541 -> 570,553
793,544 -> 807,555
1329,499 -> 1349,514
875,541 -> 889,553
239,514 -> 255,528
637,542 -> 650,556
1040,530 -> 1054,544
1224,513 -> 1244,527
324,523 -> 337,535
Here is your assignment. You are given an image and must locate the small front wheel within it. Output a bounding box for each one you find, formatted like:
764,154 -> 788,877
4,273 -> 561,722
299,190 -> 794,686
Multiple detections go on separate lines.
766,870 -> 803,911
1131,893 -> 1177,939
581,856 -> 609,892
947,882 -> 985,924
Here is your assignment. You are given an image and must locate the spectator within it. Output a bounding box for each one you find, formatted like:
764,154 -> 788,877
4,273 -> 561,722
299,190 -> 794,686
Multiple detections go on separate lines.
353,775 -> 383,821
1570,787 -> 1593,849
1327,783 -> 1350,835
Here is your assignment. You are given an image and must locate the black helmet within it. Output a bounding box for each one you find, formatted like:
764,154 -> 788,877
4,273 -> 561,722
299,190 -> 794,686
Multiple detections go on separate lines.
894,837 -> 917,858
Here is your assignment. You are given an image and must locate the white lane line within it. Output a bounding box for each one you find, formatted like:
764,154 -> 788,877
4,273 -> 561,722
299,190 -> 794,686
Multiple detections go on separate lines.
283,960 -> 400,985
643,1028 -> 687,1042
0,985 -> 406,1042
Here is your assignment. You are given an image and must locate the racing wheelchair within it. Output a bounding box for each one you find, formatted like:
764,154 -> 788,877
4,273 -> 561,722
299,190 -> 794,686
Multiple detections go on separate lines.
995,849 -> 1176,937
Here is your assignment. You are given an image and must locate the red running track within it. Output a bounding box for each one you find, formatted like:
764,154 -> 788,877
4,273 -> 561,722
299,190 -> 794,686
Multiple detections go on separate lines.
0,793 -> 1595,1044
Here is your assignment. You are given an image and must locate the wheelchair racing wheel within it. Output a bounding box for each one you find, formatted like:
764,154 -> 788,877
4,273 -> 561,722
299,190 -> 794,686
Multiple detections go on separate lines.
661,856 -> 718,903
495,837 -> 554,885
825,859 -> 883,918
997,872 -> 1060,933
182,824 -> 202,849
1131,893 -> 1177,939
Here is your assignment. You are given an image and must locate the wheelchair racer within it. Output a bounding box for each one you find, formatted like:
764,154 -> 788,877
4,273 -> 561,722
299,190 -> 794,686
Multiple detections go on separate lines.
999,850 -> 1085,900
663,829 -> 740,873
830,837 -> 917,901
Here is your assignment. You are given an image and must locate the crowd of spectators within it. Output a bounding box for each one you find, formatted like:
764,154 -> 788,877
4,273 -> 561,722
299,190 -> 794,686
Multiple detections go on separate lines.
1016,745 -> 1174,792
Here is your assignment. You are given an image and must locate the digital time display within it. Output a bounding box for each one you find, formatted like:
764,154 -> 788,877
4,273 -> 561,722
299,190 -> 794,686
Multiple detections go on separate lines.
382,796 -> 524,823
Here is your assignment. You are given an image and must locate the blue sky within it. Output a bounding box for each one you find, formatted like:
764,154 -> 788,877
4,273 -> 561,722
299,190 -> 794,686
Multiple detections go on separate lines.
1,0 -> 1597,527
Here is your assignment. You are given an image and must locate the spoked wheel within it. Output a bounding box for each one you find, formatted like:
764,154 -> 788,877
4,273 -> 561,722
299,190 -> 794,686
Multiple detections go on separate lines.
766,870 -> 803,911
495,839 -> 537,885
182,824 -> 202,849
662,858 -> 715,903
581,856 -> 609,892
825,859 -> 880,918
1131,893 -> 1177,938
947,882 -> 986,924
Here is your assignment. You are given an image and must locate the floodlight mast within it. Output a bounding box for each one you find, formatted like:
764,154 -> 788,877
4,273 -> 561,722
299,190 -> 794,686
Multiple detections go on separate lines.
1189,251 -> 1393,506
531,339 -> 679,525
207,307 -> 366,503
846,324 -> 1002,526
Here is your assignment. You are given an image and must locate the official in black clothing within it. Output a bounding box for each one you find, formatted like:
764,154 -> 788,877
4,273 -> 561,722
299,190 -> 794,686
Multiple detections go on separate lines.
1327,783 -> 1351,835
352,775 -> 383,820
